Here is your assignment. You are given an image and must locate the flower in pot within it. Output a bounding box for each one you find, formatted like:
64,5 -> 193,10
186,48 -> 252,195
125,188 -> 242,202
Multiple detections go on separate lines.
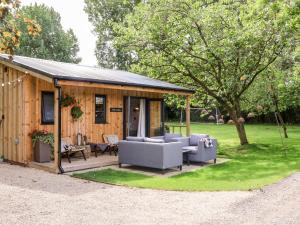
30,130 -> 54,163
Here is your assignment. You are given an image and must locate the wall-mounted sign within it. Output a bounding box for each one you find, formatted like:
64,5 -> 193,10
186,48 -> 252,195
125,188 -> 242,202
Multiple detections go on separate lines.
110,108 -> 123,112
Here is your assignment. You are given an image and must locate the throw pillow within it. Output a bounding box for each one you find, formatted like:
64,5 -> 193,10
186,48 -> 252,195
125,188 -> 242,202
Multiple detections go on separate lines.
164,133 -> 182,143
144,137 -> 165,143
190,134 -> 209,146
200,138 -> 214,148
126,136 -> 144,142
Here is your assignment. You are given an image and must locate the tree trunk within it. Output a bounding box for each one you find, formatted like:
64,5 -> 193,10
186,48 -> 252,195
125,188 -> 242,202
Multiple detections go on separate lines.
234,122 -> 248,145
276,112 -> 288,138
273,99 -> 288,138
228,102 -> 249,145
268,73 -> 288,138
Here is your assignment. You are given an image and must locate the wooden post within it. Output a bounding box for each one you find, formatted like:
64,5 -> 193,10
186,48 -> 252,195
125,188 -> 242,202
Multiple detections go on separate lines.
186,95 -> 191,137
53,88 -> 59,172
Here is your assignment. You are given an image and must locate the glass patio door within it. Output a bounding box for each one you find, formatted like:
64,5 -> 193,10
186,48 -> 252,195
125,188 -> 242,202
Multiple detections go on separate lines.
124,97 -> 146,137
123,97 -> 164,138
147,100 -> 164,137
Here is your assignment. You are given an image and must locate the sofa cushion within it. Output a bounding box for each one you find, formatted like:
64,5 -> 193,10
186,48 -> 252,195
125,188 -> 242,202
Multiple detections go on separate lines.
144,137 -> 165,143
182,146 -> 198,153
190,134 -> 209,146
164,133 -> 182,143
126,136 -> 144,142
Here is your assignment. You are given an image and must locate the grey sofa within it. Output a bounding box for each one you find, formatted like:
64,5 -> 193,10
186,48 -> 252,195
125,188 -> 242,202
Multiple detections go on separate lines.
118,137 -> 183,170
174,134 -> 217,164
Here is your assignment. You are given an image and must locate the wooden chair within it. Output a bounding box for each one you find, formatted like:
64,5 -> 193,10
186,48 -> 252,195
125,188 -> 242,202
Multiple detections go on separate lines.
61,137 -> 86,163
103,134 -> 119,156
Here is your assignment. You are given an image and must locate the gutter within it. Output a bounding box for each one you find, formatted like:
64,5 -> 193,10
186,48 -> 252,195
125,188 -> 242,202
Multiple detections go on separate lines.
54,78 -> 64,174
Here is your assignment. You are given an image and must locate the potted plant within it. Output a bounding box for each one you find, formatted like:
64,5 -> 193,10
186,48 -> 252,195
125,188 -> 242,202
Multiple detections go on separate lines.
30,130 -> 54,163
0,155 -> 4,163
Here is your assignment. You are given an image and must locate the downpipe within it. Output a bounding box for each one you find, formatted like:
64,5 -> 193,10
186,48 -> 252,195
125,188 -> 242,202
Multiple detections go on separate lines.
54,79 -> 64,174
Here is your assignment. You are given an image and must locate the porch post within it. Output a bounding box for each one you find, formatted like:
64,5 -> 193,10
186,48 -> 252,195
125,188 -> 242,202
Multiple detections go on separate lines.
53,88 -> 59,172
186,95 -> 191,137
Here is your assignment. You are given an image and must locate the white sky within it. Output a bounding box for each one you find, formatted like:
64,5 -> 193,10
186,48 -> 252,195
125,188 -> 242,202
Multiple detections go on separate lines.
21,0 -> 98,66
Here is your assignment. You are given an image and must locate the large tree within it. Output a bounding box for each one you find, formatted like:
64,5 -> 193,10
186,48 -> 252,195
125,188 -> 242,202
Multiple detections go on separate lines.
84,0 -> 141,69
242,46 -> 300,137
114,0 -> 298,145
15,4 -> 81,63
0,0 -> 40,56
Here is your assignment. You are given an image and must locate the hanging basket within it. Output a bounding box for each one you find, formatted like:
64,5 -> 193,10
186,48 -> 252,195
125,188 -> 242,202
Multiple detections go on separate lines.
61,94 -> 76,107
71,105 -> 84,120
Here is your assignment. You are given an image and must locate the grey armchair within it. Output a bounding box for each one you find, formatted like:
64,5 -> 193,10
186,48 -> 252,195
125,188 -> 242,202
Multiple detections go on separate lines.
174,134 -> 217,164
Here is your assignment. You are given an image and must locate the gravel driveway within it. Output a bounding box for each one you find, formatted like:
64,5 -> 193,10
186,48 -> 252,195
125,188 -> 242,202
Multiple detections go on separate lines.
0,163 -> 299,225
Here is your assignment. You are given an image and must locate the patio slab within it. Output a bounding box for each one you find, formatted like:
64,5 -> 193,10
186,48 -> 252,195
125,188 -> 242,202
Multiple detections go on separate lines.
71,158 -> 229,177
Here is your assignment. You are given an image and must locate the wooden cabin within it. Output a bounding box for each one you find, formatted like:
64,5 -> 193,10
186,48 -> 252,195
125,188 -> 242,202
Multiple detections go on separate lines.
0,54 -> 193,173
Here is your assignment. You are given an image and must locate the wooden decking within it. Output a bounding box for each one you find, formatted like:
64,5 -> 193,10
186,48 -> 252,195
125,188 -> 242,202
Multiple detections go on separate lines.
62,155 -> 118,173
29,154 -> 118,173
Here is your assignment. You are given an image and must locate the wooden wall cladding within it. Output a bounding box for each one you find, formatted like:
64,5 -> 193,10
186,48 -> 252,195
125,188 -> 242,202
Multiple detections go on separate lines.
60,86 -> 162,144
0,63 -> 163,164
0,64 -> 26,163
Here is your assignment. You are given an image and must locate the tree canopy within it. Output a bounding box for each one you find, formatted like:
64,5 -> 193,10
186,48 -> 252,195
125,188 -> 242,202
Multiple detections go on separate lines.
15,4 -> 81,63
84,0 -> 141,69
114,0 -> 299,145
0,0 -> 40,55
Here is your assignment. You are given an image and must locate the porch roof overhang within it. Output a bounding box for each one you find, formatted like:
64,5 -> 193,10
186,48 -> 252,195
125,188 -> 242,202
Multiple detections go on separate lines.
0,54 -> 194,95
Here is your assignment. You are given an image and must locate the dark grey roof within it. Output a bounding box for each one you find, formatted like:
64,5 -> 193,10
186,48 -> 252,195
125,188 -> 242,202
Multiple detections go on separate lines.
0,54 -> 193,93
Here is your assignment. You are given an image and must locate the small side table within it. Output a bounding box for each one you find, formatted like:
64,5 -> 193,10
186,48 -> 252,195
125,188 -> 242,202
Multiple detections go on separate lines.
73,145 -> 91,158
90,143 -> 109,157
182,149 -> 191,166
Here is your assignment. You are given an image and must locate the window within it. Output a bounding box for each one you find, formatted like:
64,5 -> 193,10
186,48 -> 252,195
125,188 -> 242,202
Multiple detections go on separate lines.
95,95 -> 106,124
41,92 -> 54,124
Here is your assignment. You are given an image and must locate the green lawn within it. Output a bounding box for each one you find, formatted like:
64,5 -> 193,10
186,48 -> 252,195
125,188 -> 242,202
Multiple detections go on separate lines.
73,124 -> 300,191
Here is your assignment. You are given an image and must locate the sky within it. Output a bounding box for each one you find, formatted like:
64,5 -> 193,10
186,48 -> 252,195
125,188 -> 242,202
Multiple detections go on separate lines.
21,0 -> 98,66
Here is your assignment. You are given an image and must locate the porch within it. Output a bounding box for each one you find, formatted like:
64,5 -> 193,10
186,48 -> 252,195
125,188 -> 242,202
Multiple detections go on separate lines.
27,79 -> 192,173
30,153 -> 118,173
31,78 -> 192,173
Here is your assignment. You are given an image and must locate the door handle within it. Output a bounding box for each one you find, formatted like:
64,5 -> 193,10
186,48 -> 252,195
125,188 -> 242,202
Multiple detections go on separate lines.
0,115 -> 3,126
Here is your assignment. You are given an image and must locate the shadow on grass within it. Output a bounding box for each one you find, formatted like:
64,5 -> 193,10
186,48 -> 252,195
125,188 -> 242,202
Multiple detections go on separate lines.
174,158 -> 299,182
173,143 -> 300,183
